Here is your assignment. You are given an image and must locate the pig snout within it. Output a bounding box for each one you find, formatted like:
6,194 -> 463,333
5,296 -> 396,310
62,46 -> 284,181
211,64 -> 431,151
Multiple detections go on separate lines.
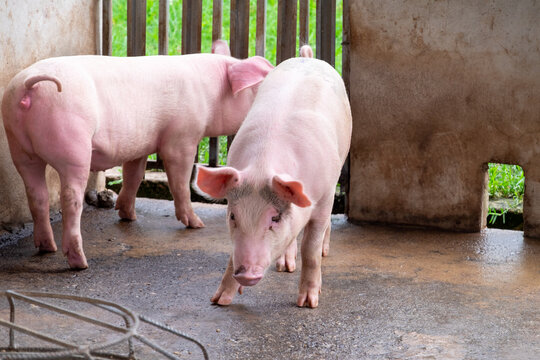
233,265 -> 264,286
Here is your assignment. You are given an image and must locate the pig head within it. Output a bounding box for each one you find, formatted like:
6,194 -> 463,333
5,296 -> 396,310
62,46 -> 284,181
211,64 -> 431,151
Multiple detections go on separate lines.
197,167 -> 312,288
1,41 -> 274,269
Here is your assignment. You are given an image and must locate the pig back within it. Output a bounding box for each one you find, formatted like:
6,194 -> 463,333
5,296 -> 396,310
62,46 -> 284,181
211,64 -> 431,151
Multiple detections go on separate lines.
15,55 -> 237,168
229,57 -> 352,197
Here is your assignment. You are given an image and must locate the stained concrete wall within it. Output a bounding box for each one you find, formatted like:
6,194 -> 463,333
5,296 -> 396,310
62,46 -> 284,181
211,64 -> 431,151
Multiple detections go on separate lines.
0,0 -> 103,230
348,1 -> 540,236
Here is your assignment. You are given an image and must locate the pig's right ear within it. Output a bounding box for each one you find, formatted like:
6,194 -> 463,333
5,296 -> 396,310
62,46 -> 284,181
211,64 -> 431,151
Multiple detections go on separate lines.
195,166 -> 241,199
272,175 -> 312,208
228,56 -> 274,95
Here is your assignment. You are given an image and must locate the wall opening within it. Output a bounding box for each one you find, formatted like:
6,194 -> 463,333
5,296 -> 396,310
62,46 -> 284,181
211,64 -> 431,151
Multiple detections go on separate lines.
486,163 -> 524,230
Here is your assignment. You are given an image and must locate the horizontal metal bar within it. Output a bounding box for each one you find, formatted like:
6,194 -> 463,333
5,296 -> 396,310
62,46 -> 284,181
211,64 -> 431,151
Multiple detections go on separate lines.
0,318 -> 78,349
6,291 -> 131,334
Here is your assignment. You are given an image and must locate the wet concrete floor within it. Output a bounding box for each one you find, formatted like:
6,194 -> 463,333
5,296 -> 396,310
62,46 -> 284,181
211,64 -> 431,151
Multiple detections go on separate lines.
0,198 -> 539,359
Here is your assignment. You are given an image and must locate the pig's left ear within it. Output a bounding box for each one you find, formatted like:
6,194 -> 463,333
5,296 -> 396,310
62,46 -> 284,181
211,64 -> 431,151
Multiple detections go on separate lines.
228,56 -> 274,95
272,175 -> 312,208
195,165 -> 241,199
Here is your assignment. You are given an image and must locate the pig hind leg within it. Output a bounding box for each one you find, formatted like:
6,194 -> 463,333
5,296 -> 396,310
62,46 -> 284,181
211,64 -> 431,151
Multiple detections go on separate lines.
10,149 -> 57,253
276,236 -> 298,272
56,164 -> 90,269
161,145 -> 204,228
115,156 -> 148,220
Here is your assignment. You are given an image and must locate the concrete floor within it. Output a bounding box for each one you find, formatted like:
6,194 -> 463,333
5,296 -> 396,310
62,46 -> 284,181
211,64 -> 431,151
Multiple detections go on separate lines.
0,198 -> 539,359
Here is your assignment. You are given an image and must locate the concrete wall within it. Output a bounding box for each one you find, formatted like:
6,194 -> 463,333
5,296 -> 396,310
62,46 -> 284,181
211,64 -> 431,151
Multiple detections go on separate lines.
0,0 -> 103,230
348,1 -> 540,236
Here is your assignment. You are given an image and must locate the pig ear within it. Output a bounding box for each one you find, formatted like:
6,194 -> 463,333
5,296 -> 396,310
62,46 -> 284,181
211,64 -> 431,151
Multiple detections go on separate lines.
228,56 -> 274,95
212,39 -> 231,56
195,166 -> 241,199
272,175 -> 312,208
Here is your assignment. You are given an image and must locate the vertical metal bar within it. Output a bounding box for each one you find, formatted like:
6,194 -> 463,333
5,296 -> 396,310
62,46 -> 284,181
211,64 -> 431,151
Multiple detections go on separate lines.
276,0 -> 297,64
102,0 -> 112,56
159,0 -> 169,55
230,0 -> 250,59
316,0 -> 336,67
256,0 -> 267,57
182,0 -> 202,54
127,0 -> 147,57
209,0 -> 224,167
299,0 -> 309,47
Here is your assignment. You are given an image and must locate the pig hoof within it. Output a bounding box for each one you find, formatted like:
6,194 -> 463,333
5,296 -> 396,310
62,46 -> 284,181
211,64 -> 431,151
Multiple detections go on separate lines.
178,213 -> 205,228
276,256 -> 286,272
36,239 -> 57,253
211,284 -> 243,305
276,257 -> 296,272
296,291 -> 320,308
117,208 -> 137,221
211,292 -> 233,306
322,247 -> 329,257
66,251 -> 88,270
297,284 -> 321,308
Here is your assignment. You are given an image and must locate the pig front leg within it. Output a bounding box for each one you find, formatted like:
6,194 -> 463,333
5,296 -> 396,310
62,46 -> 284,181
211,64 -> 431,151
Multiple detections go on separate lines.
11,151 -> 57,253
297,217 -> 331,308
161,145 -> 204,228
115,156 -> 148,220
276,237 -> 297,272
58,166 -> 90,269
211,256 -> 244,305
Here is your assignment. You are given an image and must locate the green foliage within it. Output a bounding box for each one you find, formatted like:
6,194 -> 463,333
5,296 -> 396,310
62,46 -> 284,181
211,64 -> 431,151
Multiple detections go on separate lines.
487,163 -> 524,200
488,207 -> 508,225
198,136 -> 229,165
107,168 -> 123,186
487,163 -> 524,225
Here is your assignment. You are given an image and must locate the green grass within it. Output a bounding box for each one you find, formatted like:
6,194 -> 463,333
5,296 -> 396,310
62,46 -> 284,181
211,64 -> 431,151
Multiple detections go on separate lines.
487,163 -> 524,224
487,163 -> 524,200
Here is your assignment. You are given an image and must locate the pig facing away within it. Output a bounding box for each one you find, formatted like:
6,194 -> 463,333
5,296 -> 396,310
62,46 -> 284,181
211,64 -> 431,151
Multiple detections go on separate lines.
195,48 -> 352,308
1,43 -> 273,269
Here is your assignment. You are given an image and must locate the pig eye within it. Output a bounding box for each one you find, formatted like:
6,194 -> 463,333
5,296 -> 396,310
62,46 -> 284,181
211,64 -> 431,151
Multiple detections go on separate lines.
271,214 -> 281,223
230,213 -> 235,221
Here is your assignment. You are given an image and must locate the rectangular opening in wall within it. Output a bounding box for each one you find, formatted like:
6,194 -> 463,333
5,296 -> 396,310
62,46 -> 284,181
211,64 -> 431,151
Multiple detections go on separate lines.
487,163 -> 524,230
